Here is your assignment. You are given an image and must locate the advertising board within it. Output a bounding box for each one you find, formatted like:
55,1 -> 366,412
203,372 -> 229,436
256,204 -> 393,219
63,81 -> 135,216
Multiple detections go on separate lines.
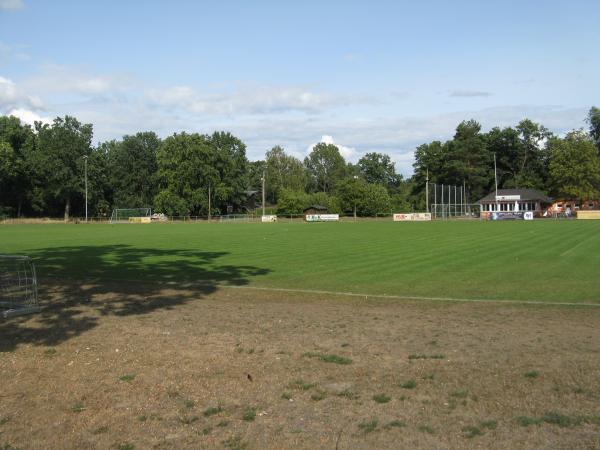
305,214 -> 339,222
393,213 -> 432,221
490,212 -> 524,220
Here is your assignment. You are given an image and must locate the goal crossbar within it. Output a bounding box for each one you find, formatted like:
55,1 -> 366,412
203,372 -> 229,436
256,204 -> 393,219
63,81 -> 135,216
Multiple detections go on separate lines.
110,208 -> 152,223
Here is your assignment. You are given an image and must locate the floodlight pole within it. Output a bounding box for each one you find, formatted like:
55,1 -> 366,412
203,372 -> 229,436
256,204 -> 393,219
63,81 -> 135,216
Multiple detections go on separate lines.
425,168 -> 429,213
261,171 -> 266,217
208,181 -> 211,222
83,155 -> 88,222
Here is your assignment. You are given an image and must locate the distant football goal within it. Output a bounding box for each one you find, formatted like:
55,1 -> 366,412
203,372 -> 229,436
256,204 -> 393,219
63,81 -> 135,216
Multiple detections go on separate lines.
1,255 -> 40,319
110,208 -> 152,223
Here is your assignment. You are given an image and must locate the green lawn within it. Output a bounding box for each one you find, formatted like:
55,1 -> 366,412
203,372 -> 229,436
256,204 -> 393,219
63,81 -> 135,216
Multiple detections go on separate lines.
1,220 -> 599,303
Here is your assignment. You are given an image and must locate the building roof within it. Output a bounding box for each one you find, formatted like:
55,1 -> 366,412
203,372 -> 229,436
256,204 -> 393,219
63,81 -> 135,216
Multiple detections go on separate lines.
303,204 -> 328,212
476,188 -> 552,204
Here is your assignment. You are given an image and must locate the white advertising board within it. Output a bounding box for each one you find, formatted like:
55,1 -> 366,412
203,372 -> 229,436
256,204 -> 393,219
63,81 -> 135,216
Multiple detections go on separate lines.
305,214 -> 339,222
393,213 -> 432,222
261,215 -> 278,222
523,211 -> 534,220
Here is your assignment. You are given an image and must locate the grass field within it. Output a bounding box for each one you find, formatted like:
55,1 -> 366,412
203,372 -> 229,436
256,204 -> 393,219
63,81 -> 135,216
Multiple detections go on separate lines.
1,220 -> 599,303
1,221 -> 600,449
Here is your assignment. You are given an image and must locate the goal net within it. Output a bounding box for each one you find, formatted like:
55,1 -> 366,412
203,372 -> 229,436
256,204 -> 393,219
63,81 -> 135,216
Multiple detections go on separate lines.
110,208 -> 152,223
1,255 -> 40,318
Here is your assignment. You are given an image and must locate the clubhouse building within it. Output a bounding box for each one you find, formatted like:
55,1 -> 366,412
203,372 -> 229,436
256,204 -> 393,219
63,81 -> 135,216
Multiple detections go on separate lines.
477,188 -> 551,218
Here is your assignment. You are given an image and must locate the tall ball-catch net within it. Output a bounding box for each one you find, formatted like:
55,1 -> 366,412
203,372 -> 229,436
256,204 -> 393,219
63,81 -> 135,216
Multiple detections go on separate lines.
0,255 -> 40,318
110,208 -> 152,223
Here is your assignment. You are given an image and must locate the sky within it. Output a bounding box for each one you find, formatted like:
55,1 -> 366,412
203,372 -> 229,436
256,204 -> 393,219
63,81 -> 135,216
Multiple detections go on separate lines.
1,0 -> 599,175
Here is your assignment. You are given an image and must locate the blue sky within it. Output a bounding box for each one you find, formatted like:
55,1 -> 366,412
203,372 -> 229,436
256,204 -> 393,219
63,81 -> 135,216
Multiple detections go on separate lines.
1,0 -> 599,174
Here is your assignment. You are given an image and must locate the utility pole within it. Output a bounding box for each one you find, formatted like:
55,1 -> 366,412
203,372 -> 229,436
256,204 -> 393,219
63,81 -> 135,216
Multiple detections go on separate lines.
208,181 -> 211,222
261,171 -> 266,216
494,153 -> 499,212
83,155 -> 88,222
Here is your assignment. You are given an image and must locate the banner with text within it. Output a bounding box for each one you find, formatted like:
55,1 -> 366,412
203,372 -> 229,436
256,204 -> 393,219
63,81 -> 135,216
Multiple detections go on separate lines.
261,215 -> 278,222
305,214 -> 340,222
393,213 -> 432,222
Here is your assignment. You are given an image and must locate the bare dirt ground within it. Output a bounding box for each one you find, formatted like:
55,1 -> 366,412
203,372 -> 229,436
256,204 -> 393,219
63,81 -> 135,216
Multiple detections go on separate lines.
1,282 -> 599,449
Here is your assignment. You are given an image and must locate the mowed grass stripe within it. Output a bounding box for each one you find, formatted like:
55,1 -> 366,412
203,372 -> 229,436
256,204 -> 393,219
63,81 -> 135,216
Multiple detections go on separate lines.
1,221 -> 599,303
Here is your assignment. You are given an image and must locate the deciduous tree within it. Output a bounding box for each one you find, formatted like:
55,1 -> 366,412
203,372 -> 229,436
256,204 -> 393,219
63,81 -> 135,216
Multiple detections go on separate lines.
548,130 -> 600,200
304,143 -> 347,193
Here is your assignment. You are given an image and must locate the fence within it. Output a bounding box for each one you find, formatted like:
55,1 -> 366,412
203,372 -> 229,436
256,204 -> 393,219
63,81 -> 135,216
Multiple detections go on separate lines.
1,211 -> 489,224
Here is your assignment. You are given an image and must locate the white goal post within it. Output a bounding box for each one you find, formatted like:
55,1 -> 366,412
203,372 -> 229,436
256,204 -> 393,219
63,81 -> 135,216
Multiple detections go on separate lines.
110,208 -> 152,223
1,255 -> 40,318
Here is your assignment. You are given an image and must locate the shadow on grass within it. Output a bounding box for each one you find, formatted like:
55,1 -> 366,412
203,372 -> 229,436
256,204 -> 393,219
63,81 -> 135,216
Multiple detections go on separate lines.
0,245 -> 270,352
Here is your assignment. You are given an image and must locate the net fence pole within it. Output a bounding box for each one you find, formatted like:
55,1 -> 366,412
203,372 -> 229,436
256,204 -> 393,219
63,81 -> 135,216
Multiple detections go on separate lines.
441,184 -> 444,219
433,183 -> 437,219
454,185 -> 457,217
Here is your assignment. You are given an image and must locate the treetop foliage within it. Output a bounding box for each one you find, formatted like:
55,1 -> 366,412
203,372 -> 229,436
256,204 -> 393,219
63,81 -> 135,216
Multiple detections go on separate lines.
1,107 -> 598,218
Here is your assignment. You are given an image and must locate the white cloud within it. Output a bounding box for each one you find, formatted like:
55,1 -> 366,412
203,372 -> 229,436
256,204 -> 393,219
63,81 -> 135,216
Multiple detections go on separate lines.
1,64 -> 592,178
7,107 -> 50,125
0,0 -> 23,10
146,83 -> 352,115
0,76 -> 45,110
22,64 -> 133,96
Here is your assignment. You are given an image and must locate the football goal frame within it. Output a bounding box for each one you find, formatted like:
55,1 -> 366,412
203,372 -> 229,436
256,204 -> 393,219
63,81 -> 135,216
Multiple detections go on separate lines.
110,208 -> 152,223
1,255 -> 40,319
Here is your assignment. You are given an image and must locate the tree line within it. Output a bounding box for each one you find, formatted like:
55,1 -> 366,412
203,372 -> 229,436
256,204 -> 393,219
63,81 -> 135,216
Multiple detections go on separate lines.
412,108 -> 600,204
1,107 -> 599,219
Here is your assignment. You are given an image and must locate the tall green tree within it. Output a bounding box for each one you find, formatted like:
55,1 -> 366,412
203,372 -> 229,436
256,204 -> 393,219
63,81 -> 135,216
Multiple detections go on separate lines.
248,160 -> 266,191
412,140 -> 445,188
548,130 -> 600,200
155,133 -> 212,216
444,120 -> 491,200
207,131 -> 250,212
276,189 -> 311,214
512,119 -> 552,189
336,177 -> 391,216
486,126 -> 522,188
304,142 -> 347,193
32,116 -> 93,219
357,152 -> 400,189
587,106 -> 600,153
106,132 -> 160,208
265,146 -> 306,202
155,131 -> 249,215
0,116 -> 35,216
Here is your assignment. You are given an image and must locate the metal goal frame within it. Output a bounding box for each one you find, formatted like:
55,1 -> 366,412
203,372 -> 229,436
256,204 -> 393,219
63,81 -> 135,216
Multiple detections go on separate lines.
0,255 -> 41,319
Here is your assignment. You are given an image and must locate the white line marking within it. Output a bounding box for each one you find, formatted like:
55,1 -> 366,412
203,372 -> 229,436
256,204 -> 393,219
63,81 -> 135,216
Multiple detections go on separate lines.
41,277 -> 600,307
218,285 -> 600,307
